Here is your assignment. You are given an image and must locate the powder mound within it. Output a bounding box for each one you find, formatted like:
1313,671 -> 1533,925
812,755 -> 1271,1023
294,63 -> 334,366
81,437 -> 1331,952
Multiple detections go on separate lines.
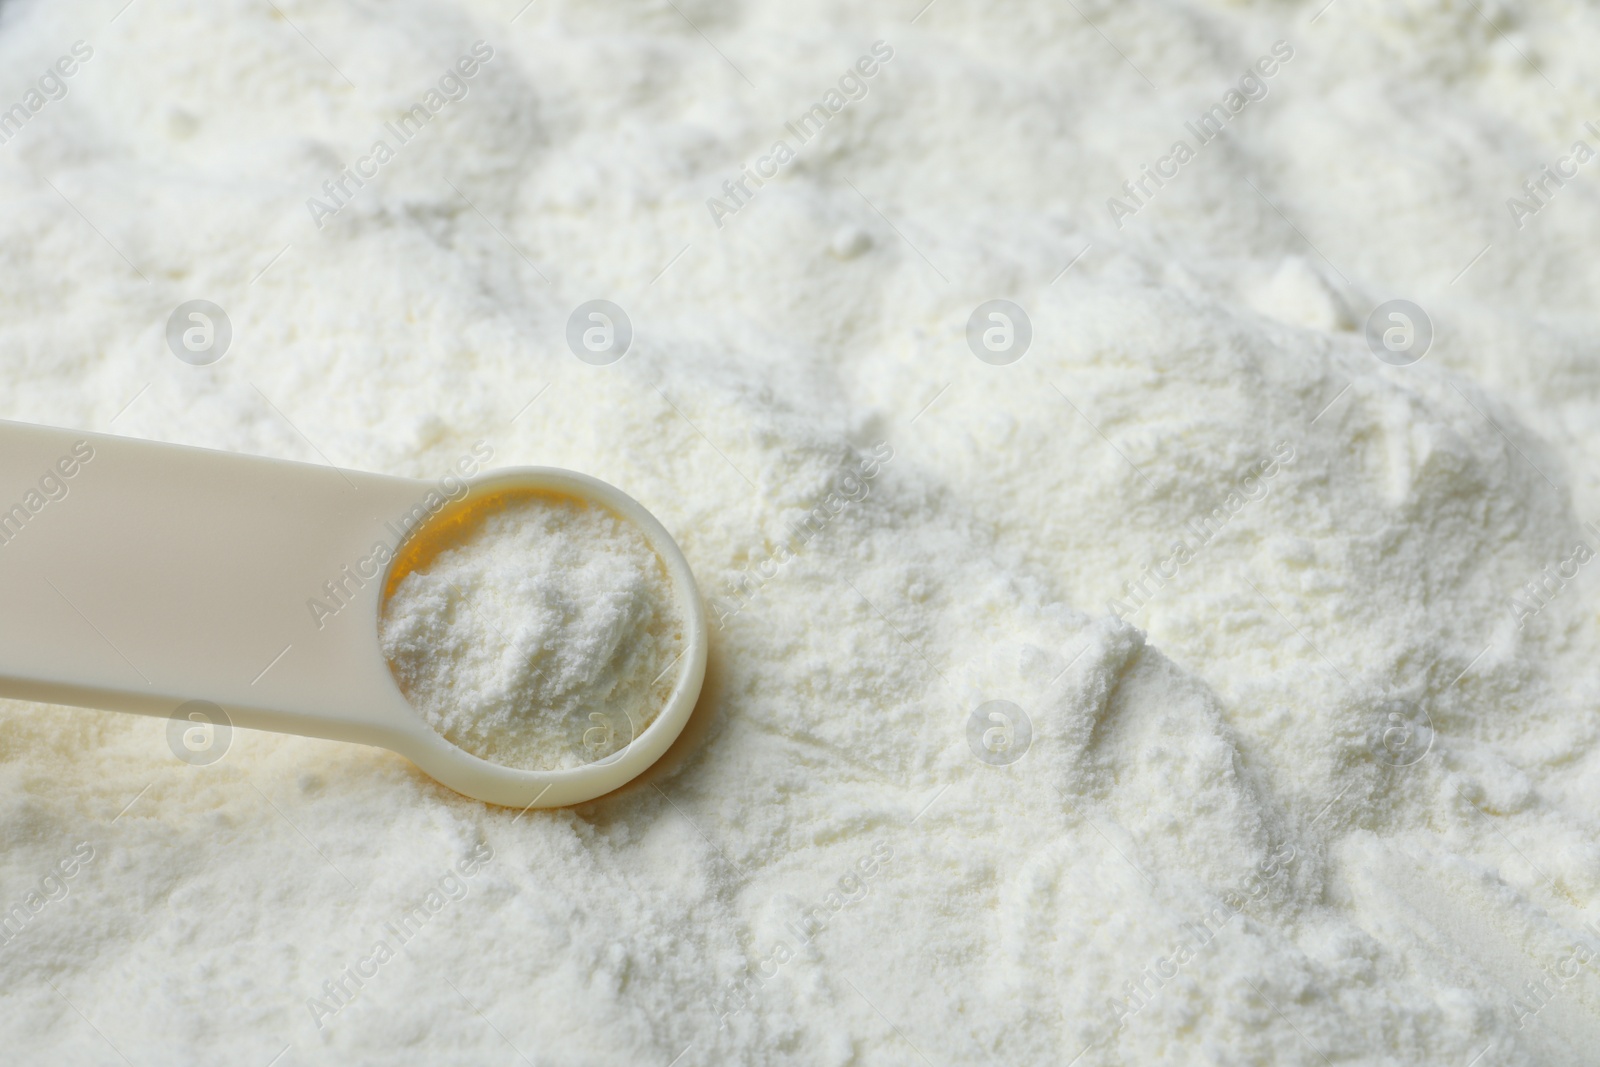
378,495 -> 684,771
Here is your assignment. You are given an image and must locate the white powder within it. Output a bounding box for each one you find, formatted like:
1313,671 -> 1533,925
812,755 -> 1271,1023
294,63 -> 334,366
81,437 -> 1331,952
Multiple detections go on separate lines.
3,1 -> 1600,1065
378,495 -> 683,772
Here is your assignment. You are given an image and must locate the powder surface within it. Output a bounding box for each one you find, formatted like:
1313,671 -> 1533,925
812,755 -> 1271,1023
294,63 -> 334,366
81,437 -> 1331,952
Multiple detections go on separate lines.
2,1 -> 1600,1066
379,495 -> 683,771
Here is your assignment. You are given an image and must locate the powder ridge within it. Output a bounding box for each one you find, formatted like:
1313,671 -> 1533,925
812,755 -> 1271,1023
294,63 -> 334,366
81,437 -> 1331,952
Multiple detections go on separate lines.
378,495 -> 684,771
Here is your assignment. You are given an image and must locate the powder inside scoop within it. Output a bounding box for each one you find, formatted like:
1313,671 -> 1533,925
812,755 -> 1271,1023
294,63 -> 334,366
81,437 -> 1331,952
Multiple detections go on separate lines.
378,493 -> 684,771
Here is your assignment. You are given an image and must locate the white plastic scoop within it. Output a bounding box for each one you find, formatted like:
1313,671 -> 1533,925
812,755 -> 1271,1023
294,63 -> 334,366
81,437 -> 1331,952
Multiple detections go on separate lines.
0,418 -> 707,808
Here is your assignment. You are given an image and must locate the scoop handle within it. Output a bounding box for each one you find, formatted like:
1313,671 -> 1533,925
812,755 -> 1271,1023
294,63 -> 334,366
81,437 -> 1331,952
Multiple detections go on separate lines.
0,418 -> 439,750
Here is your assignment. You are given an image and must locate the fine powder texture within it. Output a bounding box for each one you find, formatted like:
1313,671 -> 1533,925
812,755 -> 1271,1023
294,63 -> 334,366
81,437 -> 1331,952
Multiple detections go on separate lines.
379,496 -> 683,771
3,1 -> 1600,1065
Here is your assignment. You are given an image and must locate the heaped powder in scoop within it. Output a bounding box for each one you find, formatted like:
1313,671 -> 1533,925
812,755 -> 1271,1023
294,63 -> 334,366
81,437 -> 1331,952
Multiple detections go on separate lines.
378,494 -> 684,771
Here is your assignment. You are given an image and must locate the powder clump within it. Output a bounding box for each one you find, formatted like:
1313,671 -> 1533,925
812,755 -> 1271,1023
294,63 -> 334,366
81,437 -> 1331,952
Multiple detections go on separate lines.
378,495 -> 683,771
